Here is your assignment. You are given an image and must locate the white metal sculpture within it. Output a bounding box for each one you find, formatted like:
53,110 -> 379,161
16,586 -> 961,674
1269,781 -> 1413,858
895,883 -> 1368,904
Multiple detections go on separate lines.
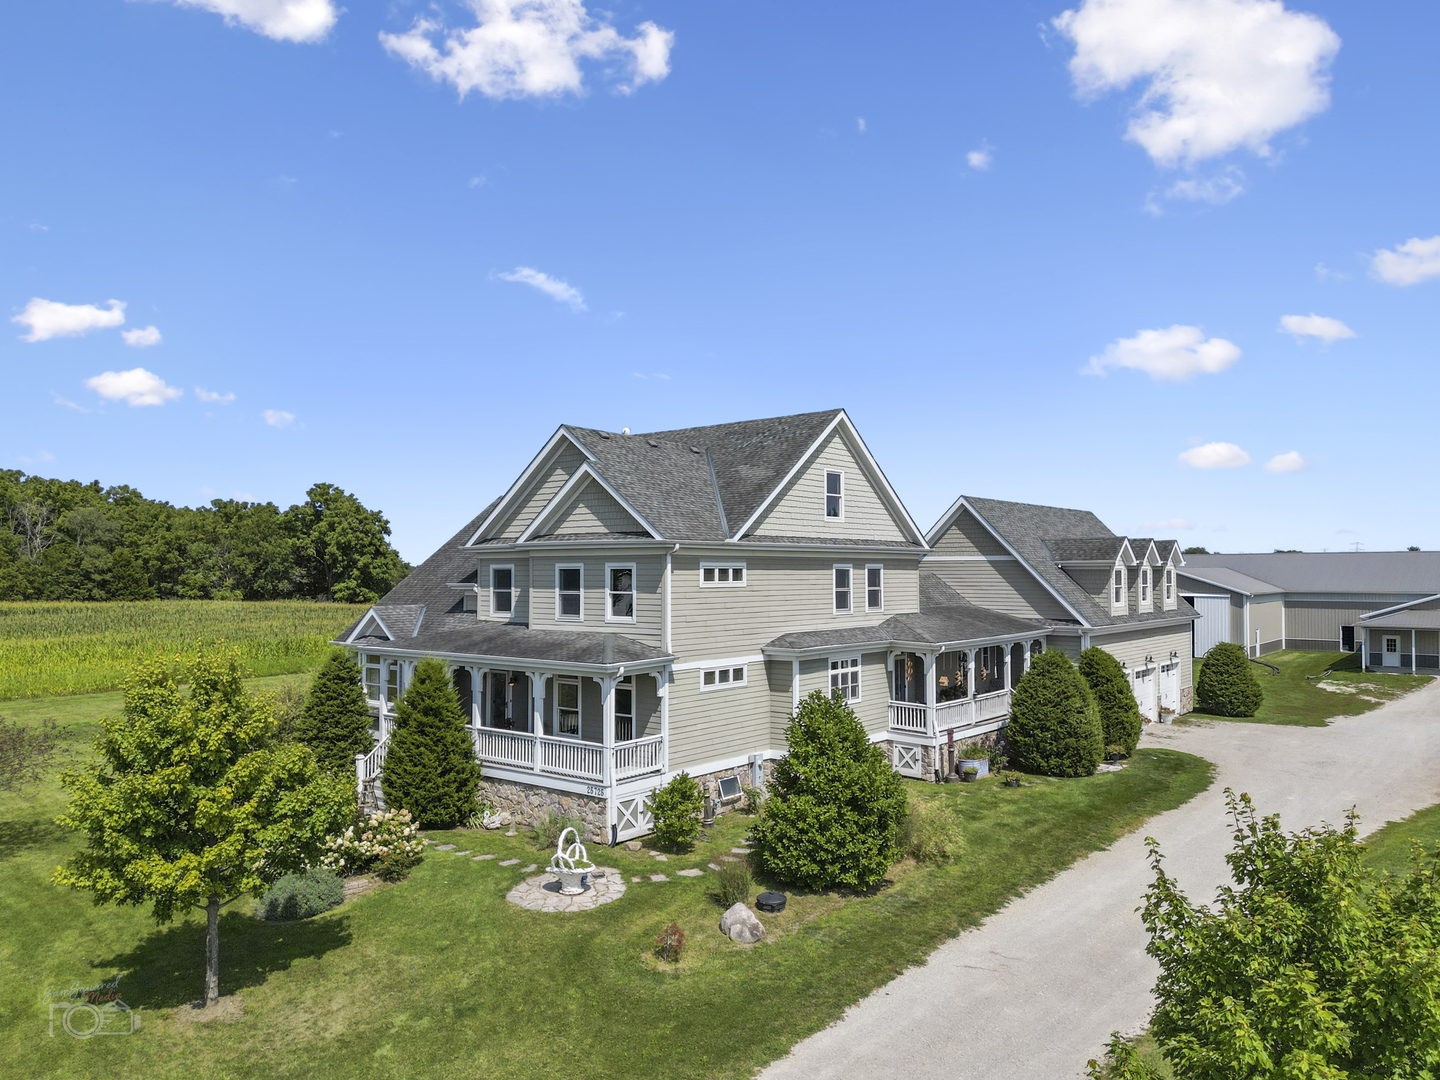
548,827 -> 596,895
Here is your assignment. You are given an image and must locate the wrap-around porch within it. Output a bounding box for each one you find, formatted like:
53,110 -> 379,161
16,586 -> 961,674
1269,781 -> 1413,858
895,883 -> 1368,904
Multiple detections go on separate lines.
887,638 -> 1047,739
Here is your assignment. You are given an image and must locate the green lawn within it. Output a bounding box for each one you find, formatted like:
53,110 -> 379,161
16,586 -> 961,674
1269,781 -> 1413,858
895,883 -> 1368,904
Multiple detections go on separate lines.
1187,650 -> 1431,727
1,686 -> 1213,1080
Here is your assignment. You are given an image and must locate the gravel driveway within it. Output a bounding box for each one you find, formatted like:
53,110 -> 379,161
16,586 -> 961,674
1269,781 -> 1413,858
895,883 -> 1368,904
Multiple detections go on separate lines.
760,678 -> 1440,1080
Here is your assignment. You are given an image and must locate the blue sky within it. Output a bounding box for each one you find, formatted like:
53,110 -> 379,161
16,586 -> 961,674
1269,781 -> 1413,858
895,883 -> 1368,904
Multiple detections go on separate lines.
4,0 -> 1438,562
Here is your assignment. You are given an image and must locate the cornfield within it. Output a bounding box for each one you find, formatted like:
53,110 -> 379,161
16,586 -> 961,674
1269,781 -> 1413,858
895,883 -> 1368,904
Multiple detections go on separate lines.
0,600 -> 370,700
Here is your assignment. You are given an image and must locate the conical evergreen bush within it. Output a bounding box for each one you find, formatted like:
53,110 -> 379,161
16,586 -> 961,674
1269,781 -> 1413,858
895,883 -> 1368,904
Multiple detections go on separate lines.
1196,642 -> 1263,717
294,650 -> 374,774
1005,649 -> 1103,777
381,657 -> 482,828
1077,646 -> 1143,756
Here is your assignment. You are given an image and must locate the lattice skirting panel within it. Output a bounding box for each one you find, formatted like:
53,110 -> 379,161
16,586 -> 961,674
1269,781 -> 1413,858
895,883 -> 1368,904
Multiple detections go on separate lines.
614,793 -> 654,842
893,743 -> 924,779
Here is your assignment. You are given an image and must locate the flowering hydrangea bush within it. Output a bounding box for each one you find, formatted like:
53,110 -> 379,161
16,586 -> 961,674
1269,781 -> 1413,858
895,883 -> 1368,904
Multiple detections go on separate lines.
319,808 -> 427,881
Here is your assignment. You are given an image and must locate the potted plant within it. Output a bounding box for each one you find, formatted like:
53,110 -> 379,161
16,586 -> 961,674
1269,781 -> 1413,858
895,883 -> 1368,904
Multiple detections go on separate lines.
1001,771 -> 1021,788
1106,743 -> 1124,766
957,741 -> 990,780
961,765 -> 979,783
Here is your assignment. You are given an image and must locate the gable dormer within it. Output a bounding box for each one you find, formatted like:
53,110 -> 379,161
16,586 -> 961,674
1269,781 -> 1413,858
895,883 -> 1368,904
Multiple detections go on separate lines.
1157,541 -> 1183,611
1130,539 -> 1159,613
520,470 -> 657,541
1048,537 -> 1135,615
467,428 -> 593,545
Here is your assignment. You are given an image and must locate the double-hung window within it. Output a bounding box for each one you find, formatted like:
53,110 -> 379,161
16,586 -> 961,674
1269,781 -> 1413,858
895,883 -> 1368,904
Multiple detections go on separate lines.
825,470 -> 844,519
385,662 -> 400,704
490,565 -> 514,617
1113,568 -> 1125,609
362,655 -> 382,703
556,565 -> 583,620
865,565 -> 884,611
830,657 -> 861,701
606,564 -> 635,622
833,565 -> 852,613
555,678 -> 581,737
614,676 -> 634,741
1140,568 -> 1150,604
701,665 -> 747,690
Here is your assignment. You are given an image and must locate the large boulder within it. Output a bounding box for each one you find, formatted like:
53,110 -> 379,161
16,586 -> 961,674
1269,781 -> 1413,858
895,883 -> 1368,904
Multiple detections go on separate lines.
719,902 -> 765,944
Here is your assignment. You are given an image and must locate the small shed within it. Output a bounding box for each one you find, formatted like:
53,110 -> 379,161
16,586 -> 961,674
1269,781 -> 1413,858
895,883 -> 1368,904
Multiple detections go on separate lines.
1358,594 -> 1440,673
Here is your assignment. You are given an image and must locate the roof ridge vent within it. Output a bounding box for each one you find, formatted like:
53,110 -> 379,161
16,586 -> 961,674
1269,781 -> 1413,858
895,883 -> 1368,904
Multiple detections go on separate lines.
599,431 -> 611,440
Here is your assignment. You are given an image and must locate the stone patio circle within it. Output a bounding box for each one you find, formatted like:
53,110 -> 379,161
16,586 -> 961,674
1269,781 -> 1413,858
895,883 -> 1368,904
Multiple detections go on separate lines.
506,867 -> 626,913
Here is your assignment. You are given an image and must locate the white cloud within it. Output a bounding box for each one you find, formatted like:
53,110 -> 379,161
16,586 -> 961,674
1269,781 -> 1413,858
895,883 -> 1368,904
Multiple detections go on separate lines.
13,298 -> 125,342
84,368 -> 182,407
1371,235 -> 1440,287
380,0 -> 673,100
1166,168 -> 1244,204
196,387 -> 236,403
1314,261 -> 1348,282
1084,324 -> 1241,381
856,117 -> 867,133
468,174 -> 487,188
966,143 -> 994,170
1179,442 -> 1251,468
18,450 -> 55,467
1052,0 -> 1341,167
1146,517 -> 1196,530
121,325 -> 162,347
1265,450 -> 1307,473
159,0 -> 338,43
1279,313 -> 1355,344
497,266 -> 586,311
262,409 -> 296,428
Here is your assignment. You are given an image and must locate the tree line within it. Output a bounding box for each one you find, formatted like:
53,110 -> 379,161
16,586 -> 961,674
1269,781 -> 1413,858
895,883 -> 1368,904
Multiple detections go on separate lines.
0,471 -> 410,604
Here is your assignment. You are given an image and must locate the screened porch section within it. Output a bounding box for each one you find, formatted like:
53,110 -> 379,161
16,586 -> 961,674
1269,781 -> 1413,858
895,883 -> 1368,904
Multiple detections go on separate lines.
887,639 -> 1045,738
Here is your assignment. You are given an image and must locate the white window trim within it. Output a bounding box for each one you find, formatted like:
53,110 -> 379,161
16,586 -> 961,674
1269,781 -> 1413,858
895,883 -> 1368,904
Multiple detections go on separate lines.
699,664 -> 748,691
489,564 -> 515,619
699,562 -> 747,588
865,563 -> 884,613
553,675 -> 582,738
1111,564 -> 1127,613
833,564 -> 853,615
824,469 -> 845,522
830,656 -> 862,702
1139,566 -> 1152,611
555,563 -> 584,622
604,562 -> 637,624
614,676 -> 635,740
1164,566 -> 1175,606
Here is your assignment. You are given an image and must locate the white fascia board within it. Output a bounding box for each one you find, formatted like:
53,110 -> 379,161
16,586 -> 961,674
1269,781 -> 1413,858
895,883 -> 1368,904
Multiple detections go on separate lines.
1135,540 -> 1160,565
466,427 -> 597,546
728,411 -> 845,540
349,643 -> 676,676
831,412 -> 930,546
948,498 -> 1093,628
516,461 -> 662,543
343,607 -> 395,644
1086,615 -> 1200,635
1361,592 -> 1440,620
1176,570 -> 1257,597
1117,538 -> 1138,566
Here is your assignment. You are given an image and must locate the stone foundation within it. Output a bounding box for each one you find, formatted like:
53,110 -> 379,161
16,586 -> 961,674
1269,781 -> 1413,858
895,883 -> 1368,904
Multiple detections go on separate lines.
480,777 -> 609,844
689,759 -> 772,822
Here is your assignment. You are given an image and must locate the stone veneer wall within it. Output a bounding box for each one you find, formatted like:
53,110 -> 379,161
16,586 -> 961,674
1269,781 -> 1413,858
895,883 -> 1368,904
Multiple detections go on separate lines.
481,777 -> 609,844
687,759 -> 774,821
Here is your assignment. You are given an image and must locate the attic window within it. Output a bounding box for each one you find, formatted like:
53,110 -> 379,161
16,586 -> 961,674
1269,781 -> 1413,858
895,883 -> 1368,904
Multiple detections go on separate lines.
825,471 -> 844,519
1113,568 -> 1124,605
1140,568 -> 1150,603
701,563 -> 746,587
1165,568 -> 1173,601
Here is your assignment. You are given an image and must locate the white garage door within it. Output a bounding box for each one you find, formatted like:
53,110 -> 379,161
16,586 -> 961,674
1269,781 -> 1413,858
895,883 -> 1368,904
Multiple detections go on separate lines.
1187,594 -> 1231,658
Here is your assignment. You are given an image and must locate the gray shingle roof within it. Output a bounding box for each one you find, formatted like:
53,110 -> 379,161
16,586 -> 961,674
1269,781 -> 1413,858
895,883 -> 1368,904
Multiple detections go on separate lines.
351,622 -> 672,667
1185,553 -> 1440,596
962,496 -> 1196,629
737,534 -> 922,548
563,426 -> 723,539
1046,537 -> 1128,563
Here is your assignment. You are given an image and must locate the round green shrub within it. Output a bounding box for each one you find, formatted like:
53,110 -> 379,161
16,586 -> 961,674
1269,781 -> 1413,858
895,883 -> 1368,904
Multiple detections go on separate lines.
1005,649 -> 1103,777
258,868 -> 344,921
752,690 -> 907,891
1196,642 -> 1263,717
649,771 -> 703,850
1077,647 -> 1143,756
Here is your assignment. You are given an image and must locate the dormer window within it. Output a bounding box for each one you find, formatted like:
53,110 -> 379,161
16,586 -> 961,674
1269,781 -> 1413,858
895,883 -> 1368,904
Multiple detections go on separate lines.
825,471 -> 844,519
1141,568 -> 1149,603
1165,567 -> 1174,602
1113,568 -> 1123,604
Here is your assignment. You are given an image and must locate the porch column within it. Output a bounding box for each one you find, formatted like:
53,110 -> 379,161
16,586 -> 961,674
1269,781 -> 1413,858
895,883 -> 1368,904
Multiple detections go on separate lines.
923,652 -> 938,737
1413,629 -> 1418,675
967,650 -> 977,699
657,668 -> 670,773
466,666 -> 482,728
526,671 -> 547,772
1004,644 -> 1013,690
599,674 -> 618,786
792,658 -> 801,712
1362,627 -> 1368,671
1023,640 -> 1032,675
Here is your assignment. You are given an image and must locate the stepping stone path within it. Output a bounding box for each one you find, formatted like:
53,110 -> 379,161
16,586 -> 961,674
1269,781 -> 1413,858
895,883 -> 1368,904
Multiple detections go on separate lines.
342,876 -> 379,901
676,868 -> 704,878
473,854 -> 495,860
505,867 -> 627,913
652,854 -> 668,862
649,874 -> 669,882
435,844 -> 456,851
731,847 -> 752,854
720,855 -> 739,863
499,859 -> 520,866
631,876 -> 642,883
522,864 -> 538,873
708,863 -> 722,871
454,851 -> 471,856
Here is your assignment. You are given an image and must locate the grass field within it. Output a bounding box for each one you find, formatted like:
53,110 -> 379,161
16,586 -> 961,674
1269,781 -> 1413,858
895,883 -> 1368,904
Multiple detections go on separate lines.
0,601 -> 368,700
0,685 -> 1213,1080
1188,650 -> 1431,727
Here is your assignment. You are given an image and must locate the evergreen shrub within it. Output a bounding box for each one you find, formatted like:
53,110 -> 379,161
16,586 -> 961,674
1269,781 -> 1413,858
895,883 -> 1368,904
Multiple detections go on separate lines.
258,868 -> 344,921
1196,642 -> 1263,717
752,690 -> 907,891
294,650 -> 373,772
380,658 -> 482,829
1005,650 -> 1103,777
650,772 -> 703,850
1078,647 -> 1143,756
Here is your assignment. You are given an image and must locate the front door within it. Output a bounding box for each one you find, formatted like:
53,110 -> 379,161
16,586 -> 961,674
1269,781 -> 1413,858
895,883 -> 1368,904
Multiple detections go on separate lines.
1134,666 -> 1158,722
1383,637 -> 1401,667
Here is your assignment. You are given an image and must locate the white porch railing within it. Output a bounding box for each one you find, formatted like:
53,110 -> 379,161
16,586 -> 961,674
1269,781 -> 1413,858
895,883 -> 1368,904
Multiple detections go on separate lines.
887,689 -> 1012,739
539,737 -> 606,782
613,734 -> 666,781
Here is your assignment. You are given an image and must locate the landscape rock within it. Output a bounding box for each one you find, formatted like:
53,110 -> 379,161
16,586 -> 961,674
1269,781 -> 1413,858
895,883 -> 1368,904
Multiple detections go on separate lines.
624,840 -> 642,851
499,859 -> 519,866
676,868 -> 704,877
720,903 -> 765,944
435,844 -> 456,851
